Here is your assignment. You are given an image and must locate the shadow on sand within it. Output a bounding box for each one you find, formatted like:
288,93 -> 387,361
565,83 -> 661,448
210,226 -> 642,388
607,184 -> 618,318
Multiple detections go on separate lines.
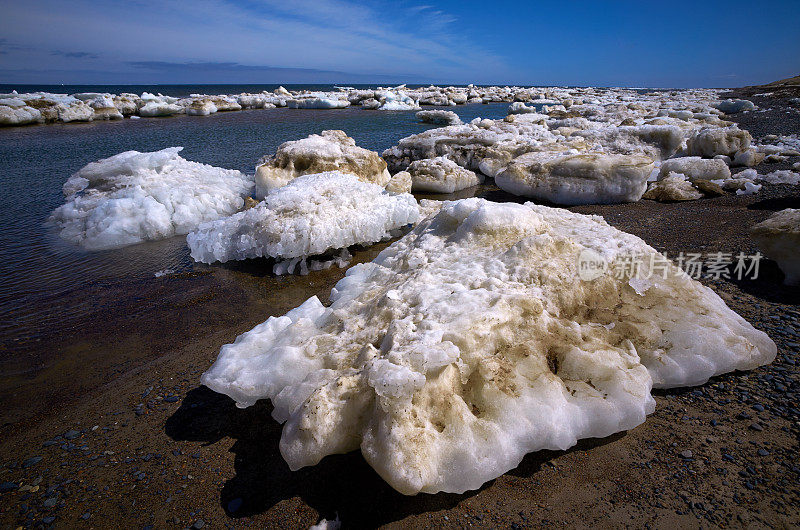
165,386 -> 625,526
722,258 -> 800,305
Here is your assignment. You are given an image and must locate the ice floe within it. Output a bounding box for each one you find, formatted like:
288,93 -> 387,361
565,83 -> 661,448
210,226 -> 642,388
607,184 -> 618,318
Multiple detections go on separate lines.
406,157 -> 483,193
757,170 -> 800,185
287,97 -> 350,109
416,110 -> 461,126
49,147 -> 253,250
714,99 -> 756,114
496,151 -> 654,205
385,171 -> 412,194
254,130 -> 391,198
201,198 -> 775,495
643,172 -> 704,201
187,171 -> 418,266
686,126 -> 752,158
658,157 -> 731,181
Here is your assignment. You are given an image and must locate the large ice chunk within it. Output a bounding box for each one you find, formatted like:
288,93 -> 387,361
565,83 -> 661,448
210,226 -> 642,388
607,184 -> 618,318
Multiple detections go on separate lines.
287,98 -> 350,109
201,199 -> 774,495
407,157 -> 483,193
416,110 -> 461,126
495,151 -> 654,204
187,171 -> 419,264
714,99 -> 756,114
255,130 -> 391,198
686,126 -> 752,158
750,209 -> 800,285
49,147 -> 253,250
0,104 -> 43,126
658,157 -> 731,181
643,172 -> 703,201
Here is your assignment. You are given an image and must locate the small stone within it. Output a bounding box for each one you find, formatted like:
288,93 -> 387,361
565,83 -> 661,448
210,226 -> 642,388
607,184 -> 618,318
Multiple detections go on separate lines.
164,396 -> 180,403
192,519 -> 205,529
63,430 -> 80,440
22,457 -> 42,468
757,449 -> 770,456
81,513 -> 91,520
749,423 -> 763,432
0,482 -> 19,493
42,516 -> 56,524
43,497 -> 58,508
680,450 -> 693,459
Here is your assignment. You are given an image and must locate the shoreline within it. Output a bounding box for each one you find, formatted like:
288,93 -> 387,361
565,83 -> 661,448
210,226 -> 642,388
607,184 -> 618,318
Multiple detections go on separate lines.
0,92 -> 798,527
1,184 -> 798,527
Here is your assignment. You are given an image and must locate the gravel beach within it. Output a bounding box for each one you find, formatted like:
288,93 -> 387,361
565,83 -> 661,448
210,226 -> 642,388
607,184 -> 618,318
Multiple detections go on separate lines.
1,94 -> 798,529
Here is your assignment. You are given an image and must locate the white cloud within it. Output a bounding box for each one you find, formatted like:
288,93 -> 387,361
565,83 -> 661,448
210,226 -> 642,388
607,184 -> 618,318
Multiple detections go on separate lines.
0,0 -> 508,82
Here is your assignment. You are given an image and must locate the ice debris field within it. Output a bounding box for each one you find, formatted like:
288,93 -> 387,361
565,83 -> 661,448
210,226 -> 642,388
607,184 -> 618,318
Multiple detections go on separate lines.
42,85 -> 800,494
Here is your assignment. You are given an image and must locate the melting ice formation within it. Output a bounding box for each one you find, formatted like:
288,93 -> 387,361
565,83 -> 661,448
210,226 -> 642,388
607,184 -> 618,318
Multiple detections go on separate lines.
254,130 -> 390,198
0,85 -> 776,128
377,88 -> 800,204
416,110 -> 462,126
48,147 -> 253,250
201,198 -> 776,495
187,171 -> 419,266
406,157 -> 484,193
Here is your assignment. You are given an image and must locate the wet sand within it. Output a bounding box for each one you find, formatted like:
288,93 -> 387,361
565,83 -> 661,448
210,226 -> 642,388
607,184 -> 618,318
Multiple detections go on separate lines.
0,96 -> 799,528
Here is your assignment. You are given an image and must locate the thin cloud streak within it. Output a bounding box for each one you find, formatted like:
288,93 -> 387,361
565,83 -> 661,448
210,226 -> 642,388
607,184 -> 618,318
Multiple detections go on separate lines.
0,0 -> 509,84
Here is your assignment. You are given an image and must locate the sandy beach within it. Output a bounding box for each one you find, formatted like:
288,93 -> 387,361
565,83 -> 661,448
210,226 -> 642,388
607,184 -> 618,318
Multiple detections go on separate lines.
1,89 -> 798,527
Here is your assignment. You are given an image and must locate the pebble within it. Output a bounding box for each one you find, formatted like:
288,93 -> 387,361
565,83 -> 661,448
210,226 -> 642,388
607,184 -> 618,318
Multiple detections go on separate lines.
22,457 -> 42,468
63,430 -> 80,440
192,519 -> 205,529
0,481 -> 19,493
680,450 -> 694,459
757,449 -> 770,456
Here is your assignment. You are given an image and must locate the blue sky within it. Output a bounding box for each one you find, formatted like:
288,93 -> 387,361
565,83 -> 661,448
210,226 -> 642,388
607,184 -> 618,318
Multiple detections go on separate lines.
0,0 -> 798,87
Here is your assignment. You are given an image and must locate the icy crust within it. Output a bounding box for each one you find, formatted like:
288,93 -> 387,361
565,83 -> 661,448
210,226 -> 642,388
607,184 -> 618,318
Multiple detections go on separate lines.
416,110 -> 461,126
750,209 -> 800,286
201,199 -> 775,495
49,147 -> 253,250
643,173 -> 704,201
287,97 -> 350,109
380,88 -> 766,205
407,157 -> 484,193
495,152 -> 654,205
187,172 -> 419,264
0,86 -> 747,129
255,130 -> 391,198
385,171 -> 412,194
658,157 -> 731,181
686,126 -> 752,158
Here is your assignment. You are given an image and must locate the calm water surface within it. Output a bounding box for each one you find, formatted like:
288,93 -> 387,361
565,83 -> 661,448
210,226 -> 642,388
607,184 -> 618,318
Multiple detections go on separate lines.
0,102 -> 511,352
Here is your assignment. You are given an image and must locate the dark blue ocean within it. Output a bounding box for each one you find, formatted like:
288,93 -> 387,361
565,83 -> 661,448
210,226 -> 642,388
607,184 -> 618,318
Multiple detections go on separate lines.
0,86 -> 512,353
